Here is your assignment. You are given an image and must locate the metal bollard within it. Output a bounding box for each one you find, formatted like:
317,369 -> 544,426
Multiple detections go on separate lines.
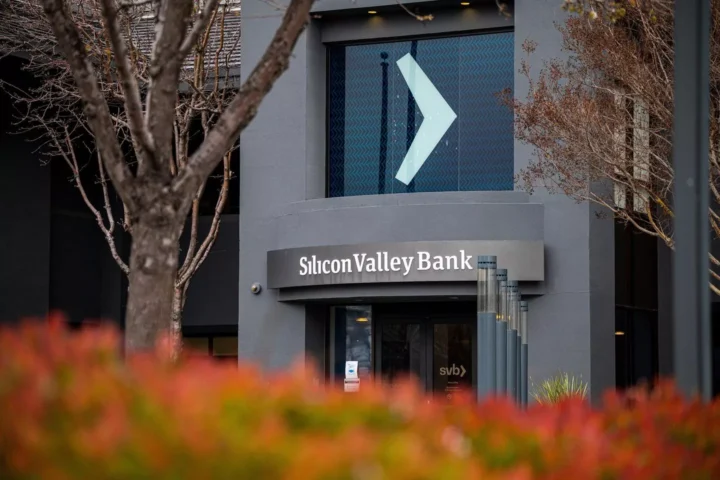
477,256 -> 498,399
506,280 -> 519,402
520,300 -> 529,407
496,269 -> 508,395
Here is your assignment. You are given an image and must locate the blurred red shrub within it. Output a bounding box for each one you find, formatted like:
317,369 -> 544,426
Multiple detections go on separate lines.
0,316 -> 718,479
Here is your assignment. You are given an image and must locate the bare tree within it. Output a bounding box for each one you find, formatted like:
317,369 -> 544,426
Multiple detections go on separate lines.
508,0 -> 720,294
0,0 -> 313,350
1,0 -> 242,333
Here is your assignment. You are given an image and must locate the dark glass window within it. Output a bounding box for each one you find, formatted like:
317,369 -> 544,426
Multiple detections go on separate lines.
329,306 -> 372,385
712,304 -> 720,397
615,222 -> 659,390
432,323 -> 473,399
381,322 -> 422,386
183,335 -> 238,363
615,307 -> 658,389
327,32 -> 514,197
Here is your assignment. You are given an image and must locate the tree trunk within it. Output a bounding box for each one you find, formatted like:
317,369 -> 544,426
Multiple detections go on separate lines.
125,216 -> 183,351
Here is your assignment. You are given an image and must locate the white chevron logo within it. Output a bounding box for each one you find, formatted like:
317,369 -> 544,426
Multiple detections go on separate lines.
395,53 -> 457,185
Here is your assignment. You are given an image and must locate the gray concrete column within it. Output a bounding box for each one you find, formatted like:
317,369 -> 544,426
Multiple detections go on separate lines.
238,3 -> 325,369
514,0 -> 615,403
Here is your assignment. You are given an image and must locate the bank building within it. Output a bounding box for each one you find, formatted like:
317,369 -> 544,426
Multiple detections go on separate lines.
2,0 -> 713,402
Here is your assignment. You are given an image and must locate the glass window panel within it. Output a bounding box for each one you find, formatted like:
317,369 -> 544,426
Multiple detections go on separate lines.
433,324 -> 472,399
380,323 -> 423,387
214,356 -> 238,364
615,308 -> 629,389
330,306 -> 372,384
328,32 -> 514,197
183,337 -> 209,355
345,306 -> 372,378
630,311 -> 656,385
713,305 -> 720,396
212,336 -> 238,356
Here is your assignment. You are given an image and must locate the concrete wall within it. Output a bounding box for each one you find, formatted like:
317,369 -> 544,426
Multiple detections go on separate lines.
0,56 -> 128,326
238,0 -> 320,369
513,0 -> 615,401
238,1 -> 524,370
0,57 -> 51,323
182,215 -> 239,329
0,55 -> 240,330
239,0 -> 616,397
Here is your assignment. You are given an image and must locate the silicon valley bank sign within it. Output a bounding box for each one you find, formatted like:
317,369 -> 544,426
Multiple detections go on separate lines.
267,241 -> 544,289
299,250 -> 474,277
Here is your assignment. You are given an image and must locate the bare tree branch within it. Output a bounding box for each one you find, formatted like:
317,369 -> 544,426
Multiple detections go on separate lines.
395,0 -> 434,22
53,128 -> 130,274
174,0 -> 314,196
39,0 -> 137,208
1,0 -> 308,349
511,0 -> 720,293
97,151 -> 116,234
144,0 -> 193,177
178,151 -> 230,284
98,0 -> 156,165
178,0 -> 221,58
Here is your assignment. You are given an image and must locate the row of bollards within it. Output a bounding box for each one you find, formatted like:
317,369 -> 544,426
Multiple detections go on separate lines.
477,255 -> 529,407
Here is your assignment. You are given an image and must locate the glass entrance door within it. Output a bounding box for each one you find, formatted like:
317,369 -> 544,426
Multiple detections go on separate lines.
379,322 -> 424,388
432,322 -> 473,400
374,303 -> 476,398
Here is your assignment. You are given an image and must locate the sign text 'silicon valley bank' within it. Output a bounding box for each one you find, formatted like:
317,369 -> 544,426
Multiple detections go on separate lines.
267,240 -> 544,288
299,250 -> 474,276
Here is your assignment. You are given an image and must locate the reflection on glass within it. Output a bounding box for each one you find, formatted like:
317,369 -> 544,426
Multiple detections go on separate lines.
212,336 -> 238,356
327,32 -> 515,197
381,323 -> 422,386
183,337 -> 209,355
433,324 -> 472,400
331,305 -> 372,383
345,306 -> 372,378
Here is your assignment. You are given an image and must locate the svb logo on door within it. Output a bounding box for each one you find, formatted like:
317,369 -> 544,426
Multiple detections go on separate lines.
439,364 -> 466,377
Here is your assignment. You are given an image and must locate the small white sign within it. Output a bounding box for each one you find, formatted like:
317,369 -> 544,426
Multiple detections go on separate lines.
345,361 -> 359,380
344,378 -> 360,393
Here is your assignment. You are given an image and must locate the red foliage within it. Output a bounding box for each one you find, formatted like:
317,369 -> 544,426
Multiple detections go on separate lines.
0,316 -> 718,479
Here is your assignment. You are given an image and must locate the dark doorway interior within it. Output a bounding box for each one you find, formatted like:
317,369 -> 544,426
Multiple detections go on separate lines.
374,303 -> 476,400
711,304 -> 720,397
615,221 -> 659,390
326,302 -> 476,399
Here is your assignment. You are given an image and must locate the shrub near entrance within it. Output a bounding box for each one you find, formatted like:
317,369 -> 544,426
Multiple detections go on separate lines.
0,317 -> 719,479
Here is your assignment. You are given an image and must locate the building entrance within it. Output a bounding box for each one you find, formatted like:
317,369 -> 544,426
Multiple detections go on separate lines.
373,303 -> 476,399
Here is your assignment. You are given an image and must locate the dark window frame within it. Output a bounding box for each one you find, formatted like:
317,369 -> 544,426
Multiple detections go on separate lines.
182,325 -> 238,362
324,28 -> 515,199
615,221 -> 660,390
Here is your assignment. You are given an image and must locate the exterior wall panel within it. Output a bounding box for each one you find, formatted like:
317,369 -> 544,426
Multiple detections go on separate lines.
513,0 -> 615,401
239,0 -> 616,398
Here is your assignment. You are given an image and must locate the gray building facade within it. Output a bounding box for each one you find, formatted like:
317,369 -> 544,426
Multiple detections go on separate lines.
237,0 -> 617,401
2,0 -> 690,399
